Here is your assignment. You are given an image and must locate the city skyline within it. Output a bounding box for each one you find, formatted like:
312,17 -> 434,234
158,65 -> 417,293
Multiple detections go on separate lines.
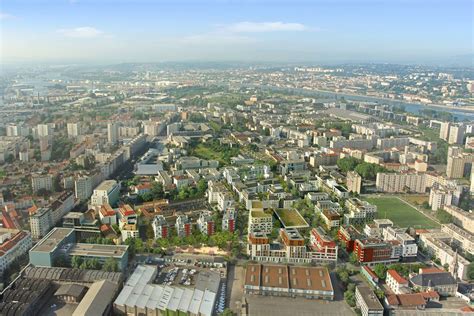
1,0 -> 473,65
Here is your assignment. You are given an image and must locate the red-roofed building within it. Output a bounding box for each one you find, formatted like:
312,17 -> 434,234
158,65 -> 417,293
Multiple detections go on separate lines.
386,269 -> 409,294
133,183 -> 152,195
0,229 -> 32,274
118,204 -> 137,229
99,204 -> 117,225
385,293 -> 426,311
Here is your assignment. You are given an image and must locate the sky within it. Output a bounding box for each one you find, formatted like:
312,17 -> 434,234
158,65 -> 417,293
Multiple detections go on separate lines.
1,0 -> 473,65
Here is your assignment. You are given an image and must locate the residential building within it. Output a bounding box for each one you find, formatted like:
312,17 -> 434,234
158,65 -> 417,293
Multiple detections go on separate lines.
107,122 -> 119,144
31,174 -> 53,193
152,215 -> 168,239
90,180 -> 120,208
354,238 -> 401,265
338,225 -> 363,252
383,227 -> 418,260
99,204 -> 117,225
247,228 -> 336,264
440,223 -> 474,254
448,125 -> 465,145
37,124 -> 53,137
309,227 -> 338,262
429,185 -> 454,210
376,172 -> 426,193
121,224 -> 139,242
176,215 -> 191,238
355,286 -> 384,316
346,171 -> 362,194
222,209 -> 236,233
248,209 -> 273,235
29,207 -> 53,239
386,269 -> 409,294
447,153 -> 474,179
197,211 -> 214,236
74,174 -> 94,200
244,264 -> 334,300
67,122 -> 81,138
0,229 -> 33,274
321,209 -> 341,229
444,205 -> 474,234
344,198 -> 377,226
439,122 -> 451,141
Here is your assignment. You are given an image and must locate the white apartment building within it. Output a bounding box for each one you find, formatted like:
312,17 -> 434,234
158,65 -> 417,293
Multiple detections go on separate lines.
29,207 -> 53,239
248,209 -> 273,235
0,229 -> 32,274
36,124 -> 53,137
383,227 -> 418,259
441,223 -> 474,254
107,122 -> 120,144
346,171 -> 362,194
31,174 -> 53,193
386,269 -> 409,295
444,205 -> 474,234
67,122 -> 81,138
429,185 -> 454,211
376,172 -> 426,193
90,180 -> 120,208
152,215 -> 169,239
197,211 -> 215,236
75,175 -> 94,200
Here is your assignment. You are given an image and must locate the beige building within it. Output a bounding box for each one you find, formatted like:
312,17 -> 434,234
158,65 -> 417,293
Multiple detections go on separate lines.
31,174 -> 53,193
444,205 -> 474,234
429,185 -> 454,211
448,125 -> 465,145
446,153 -> 473,179
346,171 -> 362,194
376,172 -> 426,193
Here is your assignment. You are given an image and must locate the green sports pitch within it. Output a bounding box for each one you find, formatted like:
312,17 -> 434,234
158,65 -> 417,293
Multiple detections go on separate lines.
364,196 -> 439,229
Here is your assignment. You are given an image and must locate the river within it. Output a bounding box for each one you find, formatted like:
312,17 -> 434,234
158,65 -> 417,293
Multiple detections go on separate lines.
256,85 -> 474,121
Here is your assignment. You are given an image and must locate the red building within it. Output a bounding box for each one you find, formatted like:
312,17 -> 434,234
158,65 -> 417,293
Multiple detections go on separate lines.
337,225 -> 362,252
354,238 -> 400,264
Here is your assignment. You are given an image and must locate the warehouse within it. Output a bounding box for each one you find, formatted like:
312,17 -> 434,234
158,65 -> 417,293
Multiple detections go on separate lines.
114,265 -> 220,316
244,264 -> 334,300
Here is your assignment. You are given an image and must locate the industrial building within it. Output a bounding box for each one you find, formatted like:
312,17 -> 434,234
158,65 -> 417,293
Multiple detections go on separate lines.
114,265 -> 220,316
244,264 -> 334,300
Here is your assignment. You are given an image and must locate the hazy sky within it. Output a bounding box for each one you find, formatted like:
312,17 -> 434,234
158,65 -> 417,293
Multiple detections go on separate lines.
1,0 -> 473,64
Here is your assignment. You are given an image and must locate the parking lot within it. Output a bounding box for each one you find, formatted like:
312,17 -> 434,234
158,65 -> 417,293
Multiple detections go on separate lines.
247,295 -> 354,316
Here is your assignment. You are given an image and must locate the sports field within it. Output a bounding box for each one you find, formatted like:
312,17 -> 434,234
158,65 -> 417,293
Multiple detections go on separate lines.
364,196 -> 439,229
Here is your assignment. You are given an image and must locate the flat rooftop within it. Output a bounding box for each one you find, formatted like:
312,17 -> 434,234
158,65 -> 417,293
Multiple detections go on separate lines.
68,243 -> 128,259
356,286 -> 384,310
245,264 -> 333,293
95,180 -> 118,192
30,227 -> 74,253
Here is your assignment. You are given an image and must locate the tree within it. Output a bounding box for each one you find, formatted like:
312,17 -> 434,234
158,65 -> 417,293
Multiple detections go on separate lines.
337,157 -> 360,173
349,252 -> 359,265
344,289 -> 356,307
103,257 -> 119,272
468,263 -> 474,280
374,263 -> 387,280
71,256 -> 83,269
220,309 -> 235,316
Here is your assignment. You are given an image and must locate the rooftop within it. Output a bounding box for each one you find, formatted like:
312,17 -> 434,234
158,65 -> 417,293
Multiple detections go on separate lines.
68,243 -> 128,259
30,227 -> 74,253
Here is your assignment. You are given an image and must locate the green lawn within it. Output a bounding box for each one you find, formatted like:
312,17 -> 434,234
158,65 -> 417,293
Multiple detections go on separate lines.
274,209 -> 309,228
364,196 -> 439,229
